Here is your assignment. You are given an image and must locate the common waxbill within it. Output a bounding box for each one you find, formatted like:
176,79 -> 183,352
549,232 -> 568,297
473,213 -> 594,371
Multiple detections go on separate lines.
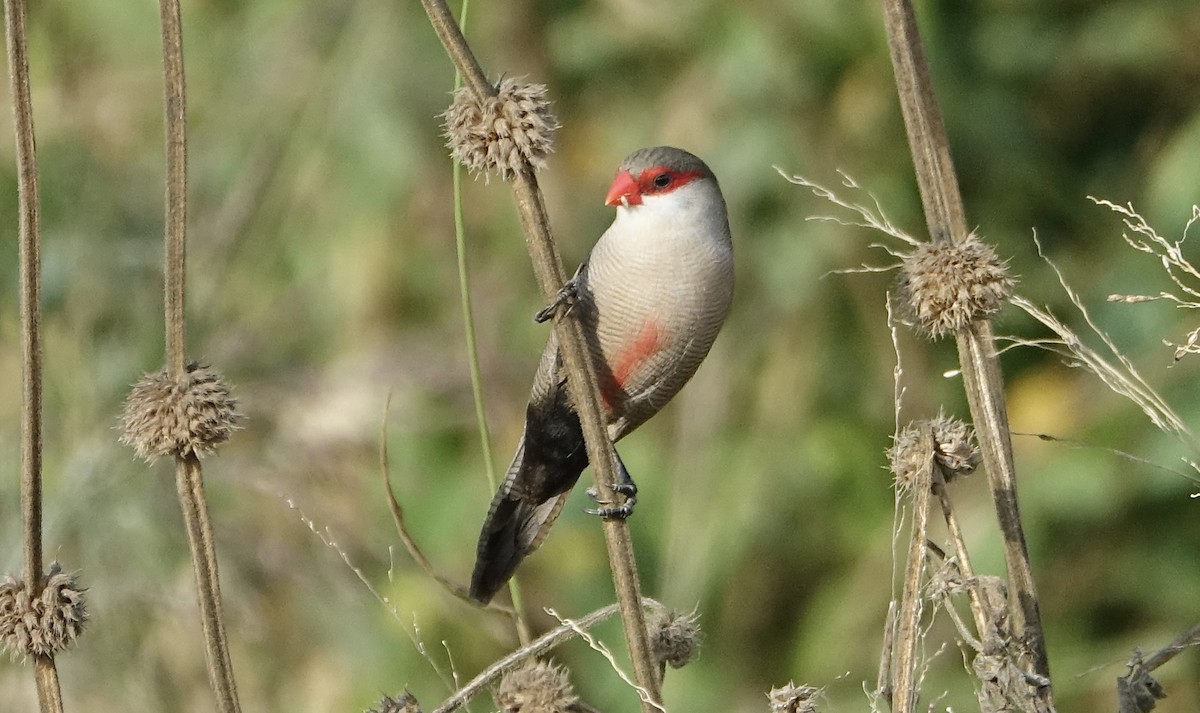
470,146 -> 734,604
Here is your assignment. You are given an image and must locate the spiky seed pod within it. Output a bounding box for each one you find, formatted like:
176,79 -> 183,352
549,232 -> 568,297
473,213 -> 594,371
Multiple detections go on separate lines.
888,414 -> 979,490
644,601 -> 702,670
120,362 -> 242,462
366,690 -> 422,713
767,682 -> 822,713
443,77 -> 559,181
495,660 -> 581,713
927,415 -> 979,482
0,563 -> 87,659
897,234 -> 1014,338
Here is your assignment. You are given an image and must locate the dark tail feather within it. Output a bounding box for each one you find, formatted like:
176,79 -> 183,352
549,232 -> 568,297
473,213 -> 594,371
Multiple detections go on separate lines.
469,491 -> 567,603
470,419 -> 588,603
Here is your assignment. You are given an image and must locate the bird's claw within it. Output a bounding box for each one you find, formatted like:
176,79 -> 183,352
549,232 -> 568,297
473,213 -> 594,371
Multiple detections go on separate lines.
534,278 -> 578,323
585,481 -> 638,520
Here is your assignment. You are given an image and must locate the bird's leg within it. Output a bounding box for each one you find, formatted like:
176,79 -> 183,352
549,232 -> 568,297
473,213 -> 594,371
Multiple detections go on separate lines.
534,264 -> 584,323
586,449 -> 638,519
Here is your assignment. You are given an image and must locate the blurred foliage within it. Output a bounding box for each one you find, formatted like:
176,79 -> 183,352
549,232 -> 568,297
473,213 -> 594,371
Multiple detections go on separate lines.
2,0 -> 1199,711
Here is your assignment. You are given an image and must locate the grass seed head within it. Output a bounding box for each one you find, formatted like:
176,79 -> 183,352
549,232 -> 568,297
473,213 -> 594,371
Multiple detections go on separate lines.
443,78 -> 559,181
0,563 -> 88,659
366,690 -> 422,713
645,601 -> 702,670
120,362 -> 242,461
495,660 -> 581,713
889,415 -> 979,490
898,235 -> 1014,338
767,682 -> 822,713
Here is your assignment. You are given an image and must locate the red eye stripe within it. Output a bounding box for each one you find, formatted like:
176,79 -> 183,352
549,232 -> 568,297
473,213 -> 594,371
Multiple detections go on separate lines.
635,167 -> 707,196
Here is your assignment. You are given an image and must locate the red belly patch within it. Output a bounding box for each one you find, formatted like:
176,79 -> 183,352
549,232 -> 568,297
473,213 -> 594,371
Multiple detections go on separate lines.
601,320 -> 665,409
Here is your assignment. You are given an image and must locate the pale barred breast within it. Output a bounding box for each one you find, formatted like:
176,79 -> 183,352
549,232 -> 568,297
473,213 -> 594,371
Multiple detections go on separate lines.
578,186 -> 734,439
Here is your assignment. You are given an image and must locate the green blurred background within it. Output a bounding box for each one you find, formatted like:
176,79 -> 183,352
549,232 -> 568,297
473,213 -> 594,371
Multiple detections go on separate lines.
2,0 -> 1199,710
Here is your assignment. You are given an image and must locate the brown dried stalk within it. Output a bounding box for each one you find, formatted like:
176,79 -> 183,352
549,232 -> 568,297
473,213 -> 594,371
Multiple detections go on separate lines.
417,1 -> 663,710
879,0 -> 1053,704
157,2 -> 241,710
892,425 -> 933,713
432,604 -> 622,713
3,0 -> 65,708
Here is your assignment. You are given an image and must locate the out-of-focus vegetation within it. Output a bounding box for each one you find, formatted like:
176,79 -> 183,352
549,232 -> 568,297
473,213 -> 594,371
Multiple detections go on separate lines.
2,0 -> 1199,710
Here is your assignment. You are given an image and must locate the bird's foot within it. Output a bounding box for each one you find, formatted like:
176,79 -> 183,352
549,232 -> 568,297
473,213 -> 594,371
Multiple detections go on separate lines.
585,481 -> 638,520
534,273 -> 580,323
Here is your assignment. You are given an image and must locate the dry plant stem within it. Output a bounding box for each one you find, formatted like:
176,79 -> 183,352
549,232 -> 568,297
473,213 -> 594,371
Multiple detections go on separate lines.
510,170 -> 662,709
1139,622 -> 1200,673
4,0 -> 66,709
158,2 -> 241,711
176,456 -> 241,713
160,0 -> 187,375
880,0 -> 1052,696
418,1 -> 662,708
930,469 -> 988,635
893,426 -> 933,713
876,601 -> 896,706
431,604 -> 620,713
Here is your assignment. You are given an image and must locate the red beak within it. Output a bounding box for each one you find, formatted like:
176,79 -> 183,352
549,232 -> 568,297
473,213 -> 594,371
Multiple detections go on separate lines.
604,170 -> 642,207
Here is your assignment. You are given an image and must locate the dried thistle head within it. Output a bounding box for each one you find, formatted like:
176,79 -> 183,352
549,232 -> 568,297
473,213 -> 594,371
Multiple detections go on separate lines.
443,77 -> 559,181
888,414 -> 979,490
0,563 -> 87,659
897,234 -> 1014,338
120,362 -> 242,462
644,601 -> 702,670
767,682 -> 822,713
366,690 -> 421,713
495,660 -> 581,713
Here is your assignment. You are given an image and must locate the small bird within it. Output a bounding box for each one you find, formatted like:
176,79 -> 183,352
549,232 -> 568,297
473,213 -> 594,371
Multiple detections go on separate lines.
470,146 -> 735,604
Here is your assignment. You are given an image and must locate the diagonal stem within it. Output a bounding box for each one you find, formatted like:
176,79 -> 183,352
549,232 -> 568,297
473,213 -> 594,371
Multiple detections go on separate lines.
417,1 -> 662,708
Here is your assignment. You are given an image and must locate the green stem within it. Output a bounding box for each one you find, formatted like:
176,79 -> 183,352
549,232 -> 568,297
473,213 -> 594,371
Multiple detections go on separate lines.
452,116 -> 495,491
448,0 -> 531,645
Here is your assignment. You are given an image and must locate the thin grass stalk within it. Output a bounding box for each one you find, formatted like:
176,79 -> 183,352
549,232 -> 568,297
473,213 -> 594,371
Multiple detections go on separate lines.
879,0 -> 1052,699
417,1 -> 662,707
893,426 -> 933,713
448,0 -> 495,495
3,0 -> 66,708
158,2 -> 241,710
445,0 -> 531,645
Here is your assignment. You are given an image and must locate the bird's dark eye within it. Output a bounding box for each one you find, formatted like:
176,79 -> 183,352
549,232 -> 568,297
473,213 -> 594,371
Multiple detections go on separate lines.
652,173 -> 672,188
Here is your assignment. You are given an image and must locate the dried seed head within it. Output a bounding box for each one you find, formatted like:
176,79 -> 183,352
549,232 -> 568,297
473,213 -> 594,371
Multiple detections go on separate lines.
0,563 -> 88,659
495,660 -> 581,713
888,414 -> 979,490
366,690 -> 422,713
767,682 -> 822,713
928,415 -> 979,482
897,235 -> 1014,338
645,601 -> 702,670
443,77 -> 559,181
120,362 -> 242,461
